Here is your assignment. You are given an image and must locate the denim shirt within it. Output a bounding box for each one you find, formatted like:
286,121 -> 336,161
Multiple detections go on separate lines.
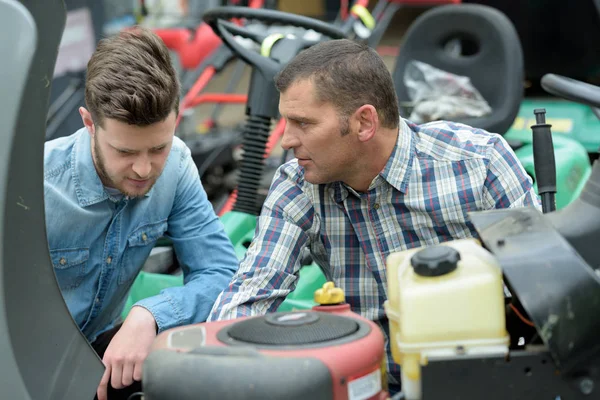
44,127 -> 238,343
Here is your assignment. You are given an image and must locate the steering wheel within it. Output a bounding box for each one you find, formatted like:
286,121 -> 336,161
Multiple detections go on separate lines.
541,73 -> 600,109
203,6 -> 348,75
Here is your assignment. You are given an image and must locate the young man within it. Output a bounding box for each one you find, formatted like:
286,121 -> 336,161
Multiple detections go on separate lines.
44,28 -> 238,400
208,39 -> 541,393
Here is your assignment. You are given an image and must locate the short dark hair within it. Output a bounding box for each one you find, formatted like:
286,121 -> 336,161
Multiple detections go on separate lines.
275,39 -> 399,130
84,26 -> 180,128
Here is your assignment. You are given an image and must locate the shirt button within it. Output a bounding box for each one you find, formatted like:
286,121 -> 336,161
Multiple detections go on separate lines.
373,203 -> 380,210
142,233 -> 148,241
59,257 -> 66,265
106,256 -> 112,264
95,298 -> 100,304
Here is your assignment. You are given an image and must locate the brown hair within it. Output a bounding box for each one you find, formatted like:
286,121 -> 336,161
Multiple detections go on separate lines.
275,39 -> 399,132
84,26 -> 180,127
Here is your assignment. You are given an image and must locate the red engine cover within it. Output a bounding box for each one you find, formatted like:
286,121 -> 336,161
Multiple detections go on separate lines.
150,303 -> 388,400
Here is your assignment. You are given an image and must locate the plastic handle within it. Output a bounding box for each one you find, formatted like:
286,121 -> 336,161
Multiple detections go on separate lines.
541,74 -> 600,109
531,108 -> 557,213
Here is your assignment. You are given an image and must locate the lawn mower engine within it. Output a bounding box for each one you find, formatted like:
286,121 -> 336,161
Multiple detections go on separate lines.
383,161 -> 600,399
143,283 -> 388,400
381,74 -> 600,400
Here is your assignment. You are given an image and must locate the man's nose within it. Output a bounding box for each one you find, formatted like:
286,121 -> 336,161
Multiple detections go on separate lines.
132,156 -> 151,179
280,124 -> 299,151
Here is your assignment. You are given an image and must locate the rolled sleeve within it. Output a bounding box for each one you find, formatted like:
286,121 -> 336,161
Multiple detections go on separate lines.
208,163 -> 315,322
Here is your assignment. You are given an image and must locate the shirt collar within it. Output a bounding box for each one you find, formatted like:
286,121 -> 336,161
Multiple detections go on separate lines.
329,118 -> 415,203
379,117 -> 415,193
71,128 -> 151,208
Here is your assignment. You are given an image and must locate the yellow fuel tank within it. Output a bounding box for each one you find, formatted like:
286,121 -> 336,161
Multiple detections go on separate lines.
384,238 -> 509,400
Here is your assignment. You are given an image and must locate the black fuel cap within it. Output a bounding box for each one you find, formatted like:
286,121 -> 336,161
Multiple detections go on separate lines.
411,245 -> 460,277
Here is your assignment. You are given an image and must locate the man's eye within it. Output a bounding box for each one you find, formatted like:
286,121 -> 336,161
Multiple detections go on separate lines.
152,147 -> 166,153
117,149 -> 133,155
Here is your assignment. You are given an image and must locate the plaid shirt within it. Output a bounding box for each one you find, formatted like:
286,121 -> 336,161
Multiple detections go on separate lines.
209,118 -> 541,385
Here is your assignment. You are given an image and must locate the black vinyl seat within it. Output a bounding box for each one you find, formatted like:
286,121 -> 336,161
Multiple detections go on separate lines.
392,4 -> 524,135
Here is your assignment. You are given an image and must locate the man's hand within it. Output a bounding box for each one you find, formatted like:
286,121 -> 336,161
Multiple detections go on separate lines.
97,306 -> 157,400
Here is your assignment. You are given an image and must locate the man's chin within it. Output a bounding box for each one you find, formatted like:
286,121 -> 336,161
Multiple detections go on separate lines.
123,190 -> 150,198
120,179 -> 156,198
302,171 -> 327,185
302,168 -> 340,186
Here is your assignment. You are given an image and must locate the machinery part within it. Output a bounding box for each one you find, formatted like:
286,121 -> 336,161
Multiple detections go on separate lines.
233,115 -> 272,214
382,93 -> 600,399
0,0 -> 104,399
218,311 -> 369,347
530,108 -> 557,213
542,74 -> 600,117
45,72 -> 85,141
420,350 -> 600,400
542,78 -> 600,270
470,207 -> 600,374
314,281 -> 345,305
385,239 -> 509,400
367,0 -> 402,47
366,0 -> 461,48
505,124 -> 590,210
392,4 -> 524,135
202,6 -> 348,215
547,159 -> 600,270
337,0 -> 374,40
203,6 -> 347,72
152,21 -> 222,71
592,107 -> 600,122
207,57 -> 247,124
384,204 -> 600,399
144,347 -> 336,400
410,245 -> 460,276
0,2 -> 39,397
144,283 -> 388,400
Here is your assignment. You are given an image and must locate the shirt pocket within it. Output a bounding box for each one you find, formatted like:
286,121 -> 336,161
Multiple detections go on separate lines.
50,248 -> 90,290
118,220 -> 168,285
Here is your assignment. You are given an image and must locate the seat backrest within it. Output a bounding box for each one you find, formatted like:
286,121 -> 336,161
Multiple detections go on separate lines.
392,4 -> 524,134
0,1 -> 103,399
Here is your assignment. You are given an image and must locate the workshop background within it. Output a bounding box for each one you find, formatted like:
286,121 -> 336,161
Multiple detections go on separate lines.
50,0 -> 600,136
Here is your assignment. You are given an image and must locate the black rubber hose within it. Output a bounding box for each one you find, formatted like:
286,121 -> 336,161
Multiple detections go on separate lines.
232,115 -> 272,215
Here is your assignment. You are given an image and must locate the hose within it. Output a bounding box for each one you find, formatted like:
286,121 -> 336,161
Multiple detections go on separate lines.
232,114 -> 272,214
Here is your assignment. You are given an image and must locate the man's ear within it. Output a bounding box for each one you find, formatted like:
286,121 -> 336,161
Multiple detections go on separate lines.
79,107 -> 96,136
353,104 -> 378,143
